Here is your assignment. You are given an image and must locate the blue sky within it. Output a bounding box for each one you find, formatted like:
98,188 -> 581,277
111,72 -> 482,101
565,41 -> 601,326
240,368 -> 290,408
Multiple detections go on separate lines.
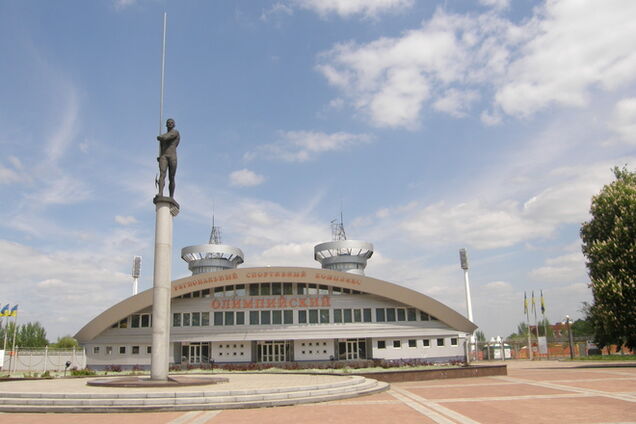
1,0 -> 635,341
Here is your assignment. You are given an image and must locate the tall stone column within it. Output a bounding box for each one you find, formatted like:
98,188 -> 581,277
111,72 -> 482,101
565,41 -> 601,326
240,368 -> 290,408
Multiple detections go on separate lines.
151,195 -> 179,381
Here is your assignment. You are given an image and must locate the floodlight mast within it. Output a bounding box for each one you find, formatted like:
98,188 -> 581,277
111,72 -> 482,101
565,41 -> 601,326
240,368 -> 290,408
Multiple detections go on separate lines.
460,248 -> 475,361
131,256 -> 142,295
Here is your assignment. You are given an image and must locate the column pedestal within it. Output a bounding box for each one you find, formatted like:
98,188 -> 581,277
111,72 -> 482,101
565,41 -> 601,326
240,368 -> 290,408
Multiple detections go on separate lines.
150,195 -> 179,381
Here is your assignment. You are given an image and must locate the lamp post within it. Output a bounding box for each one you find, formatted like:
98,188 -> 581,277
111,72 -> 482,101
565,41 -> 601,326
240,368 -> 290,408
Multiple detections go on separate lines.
563,315 -> 575,360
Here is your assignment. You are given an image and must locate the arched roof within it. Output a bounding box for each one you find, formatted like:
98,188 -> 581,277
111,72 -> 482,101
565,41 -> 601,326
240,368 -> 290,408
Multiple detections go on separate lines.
75,266 -> 477,342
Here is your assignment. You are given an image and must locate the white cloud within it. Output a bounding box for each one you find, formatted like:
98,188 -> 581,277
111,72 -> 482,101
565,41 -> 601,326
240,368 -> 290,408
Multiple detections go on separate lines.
317,1 -> 636,128
530,252 -> 588,284
608,97 -> 636,144
261,2 -> 294,22
0,164 -> 21,185
114,0 -> 137,11
483,281 -> 512,291
229,169 -> 265,187
294,0 -> 413,18
115,215 -> 138,225
246,130 -> 372,162
478,0 -> 509,10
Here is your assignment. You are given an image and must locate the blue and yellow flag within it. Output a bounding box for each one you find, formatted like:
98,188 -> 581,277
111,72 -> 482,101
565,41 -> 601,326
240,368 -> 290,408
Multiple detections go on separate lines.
540,290 -> 546,315
10,305 -> 18,317
523,292 -> 528,315
0,304 -> 9,317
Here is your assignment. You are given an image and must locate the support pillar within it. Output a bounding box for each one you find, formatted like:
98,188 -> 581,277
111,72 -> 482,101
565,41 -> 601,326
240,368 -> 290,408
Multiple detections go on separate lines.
151,195 -> 179,381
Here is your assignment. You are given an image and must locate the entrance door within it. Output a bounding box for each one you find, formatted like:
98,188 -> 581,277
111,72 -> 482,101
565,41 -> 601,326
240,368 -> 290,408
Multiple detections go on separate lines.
257,341 -> 287,362
338,339 -> 366,360
189,344 -> 201,364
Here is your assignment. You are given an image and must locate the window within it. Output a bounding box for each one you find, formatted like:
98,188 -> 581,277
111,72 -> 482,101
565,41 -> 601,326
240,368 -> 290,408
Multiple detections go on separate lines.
235,285 -> 246,296
353,309 -> 362,323
173,313 -> 181,327
420,311 -> 430,321
283,283 -> 293,295
131,314 -> 140,328
376,308 -> 385,322
225,311 -> 234,326
249,284 -> 259,296
298,310 -> 307,324
93,346 -> 100,354
192,290 -> 201,298
436,338 -> 445,347
214,312 -> 223,326
106,346 -> 113,355
451,338 -> 458,346
343,309 -> 352,323
202,288 -> 211,297
260,310 -> 271,325
297,283 -> 306,295
309,309 -> 318,324
423,339 -> 430,348
397,308 -> 406,321
225,285 -> 234,297
308,284 -> 318,295
183,313 -> 191,327
377,340 -> 386,349
284,310 -> 293,324
363,308 -> 372,322
332,287 -> 342,295
408,339 -> 417,348
430,315 -> 439,321
272,310 -> 282,324
386,308 -> 396,322
318,285 -> 329,295
202,312 -> 210,326
118,318 -> 128,328
192,312 -> 201,326
236,311 -> 245,325
334,309 -> 342,323
119,346 -> 126,354
407,308 -> 417,321
132,346 -> 140,355
214,287 -> 224,297
250,311 -> 259,325
260,283 -> 270,296
393,340 -> 401,348
272,283 -> 282,295
146,346 -> 152,354
320,309 -> 329,323
141,314 -> 151,327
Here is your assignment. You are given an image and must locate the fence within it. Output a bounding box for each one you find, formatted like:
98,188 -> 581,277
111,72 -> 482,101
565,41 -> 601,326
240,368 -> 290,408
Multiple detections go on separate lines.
0,347 -> 86,373
468,337 -> 605,361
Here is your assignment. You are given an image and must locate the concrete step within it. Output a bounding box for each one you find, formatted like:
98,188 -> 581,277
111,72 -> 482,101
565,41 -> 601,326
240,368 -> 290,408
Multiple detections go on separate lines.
0,376 -> 389,413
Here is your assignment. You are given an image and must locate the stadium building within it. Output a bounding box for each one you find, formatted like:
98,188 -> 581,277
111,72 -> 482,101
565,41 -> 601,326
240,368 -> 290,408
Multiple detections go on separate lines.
75,222 -> 477,368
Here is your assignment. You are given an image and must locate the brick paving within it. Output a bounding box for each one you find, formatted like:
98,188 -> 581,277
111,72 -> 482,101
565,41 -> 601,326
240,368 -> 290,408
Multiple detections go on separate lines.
2,360 -> 635,423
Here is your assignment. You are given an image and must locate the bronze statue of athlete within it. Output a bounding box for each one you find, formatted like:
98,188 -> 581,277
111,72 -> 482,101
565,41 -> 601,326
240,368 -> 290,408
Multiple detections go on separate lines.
156,118 -> 180,198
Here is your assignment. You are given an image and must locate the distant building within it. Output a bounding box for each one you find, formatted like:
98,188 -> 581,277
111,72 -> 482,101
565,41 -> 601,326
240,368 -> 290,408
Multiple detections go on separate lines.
75,224 -> 477,368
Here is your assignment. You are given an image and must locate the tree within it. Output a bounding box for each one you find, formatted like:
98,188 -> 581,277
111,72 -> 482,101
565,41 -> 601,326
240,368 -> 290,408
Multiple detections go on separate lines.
537,318 -> 554,337
475,330 -> 486,342
581,166 -> 636,350
51,336 -> 79,349
17,322 -> 49,347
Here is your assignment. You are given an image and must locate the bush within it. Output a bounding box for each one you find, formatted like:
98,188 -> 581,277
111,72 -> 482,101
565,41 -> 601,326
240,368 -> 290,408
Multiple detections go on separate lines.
105,365 -> 122,373
70,368 -> 96,376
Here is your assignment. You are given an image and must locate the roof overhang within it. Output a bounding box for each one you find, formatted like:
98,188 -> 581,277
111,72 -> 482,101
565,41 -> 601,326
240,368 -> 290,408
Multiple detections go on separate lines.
75,266 -> 477,342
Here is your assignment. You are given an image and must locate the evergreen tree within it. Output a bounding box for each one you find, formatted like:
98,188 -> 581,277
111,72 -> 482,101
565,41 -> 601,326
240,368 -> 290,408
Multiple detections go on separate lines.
581,166 -> 636,350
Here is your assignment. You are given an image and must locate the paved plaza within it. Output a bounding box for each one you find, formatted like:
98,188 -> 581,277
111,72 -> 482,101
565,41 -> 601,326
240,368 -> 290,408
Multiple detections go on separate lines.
2,360 -> 635,423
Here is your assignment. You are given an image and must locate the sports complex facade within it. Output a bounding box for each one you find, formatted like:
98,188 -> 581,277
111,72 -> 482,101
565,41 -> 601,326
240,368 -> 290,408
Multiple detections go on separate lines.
75,231 -> 477,368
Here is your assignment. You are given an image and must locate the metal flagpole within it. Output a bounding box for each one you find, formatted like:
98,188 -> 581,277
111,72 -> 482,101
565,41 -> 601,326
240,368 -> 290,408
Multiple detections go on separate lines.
9,308 -> 18,374
541,290 -> 549,359
459,249 -> 475,362
525,292 -> 533,360
532,291 -> 540,358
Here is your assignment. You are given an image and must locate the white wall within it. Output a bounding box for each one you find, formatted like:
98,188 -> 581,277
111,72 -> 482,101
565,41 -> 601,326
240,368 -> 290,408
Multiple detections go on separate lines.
371,336 -> 464,361
294,339 -> 333,361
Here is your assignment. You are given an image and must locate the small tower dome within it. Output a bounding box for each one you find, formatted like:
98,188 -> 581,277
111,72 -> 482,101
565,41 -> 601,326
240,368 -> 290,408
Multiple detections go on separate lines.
181,217 -> 244,275
313,216 -> 373,275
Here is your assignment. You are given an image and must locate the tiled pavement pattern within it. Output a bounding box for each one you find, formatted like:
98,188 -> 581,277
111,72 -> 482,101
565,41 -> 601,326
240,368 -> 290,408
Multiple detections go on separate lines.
4,361 -> 635,423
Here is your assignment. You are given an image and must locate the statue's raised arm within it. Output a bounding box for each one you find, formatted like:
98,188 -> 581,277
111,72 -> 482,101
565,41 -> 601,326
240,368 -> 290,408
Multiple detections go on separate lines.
156,118 -> 180,198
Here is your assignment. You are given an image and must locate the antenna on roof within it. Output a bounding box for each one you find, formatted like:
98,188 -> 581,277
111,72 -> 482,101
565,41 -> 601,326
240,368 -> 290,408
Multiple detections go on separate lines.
331,211 -> 347,241
209,213 -> 222,245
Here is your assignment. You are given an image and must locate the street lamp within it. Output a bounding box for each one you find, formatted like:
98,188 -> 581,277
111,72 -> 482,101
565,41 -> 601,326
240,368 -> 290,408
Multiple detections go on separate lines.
563,315 -> 575,360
